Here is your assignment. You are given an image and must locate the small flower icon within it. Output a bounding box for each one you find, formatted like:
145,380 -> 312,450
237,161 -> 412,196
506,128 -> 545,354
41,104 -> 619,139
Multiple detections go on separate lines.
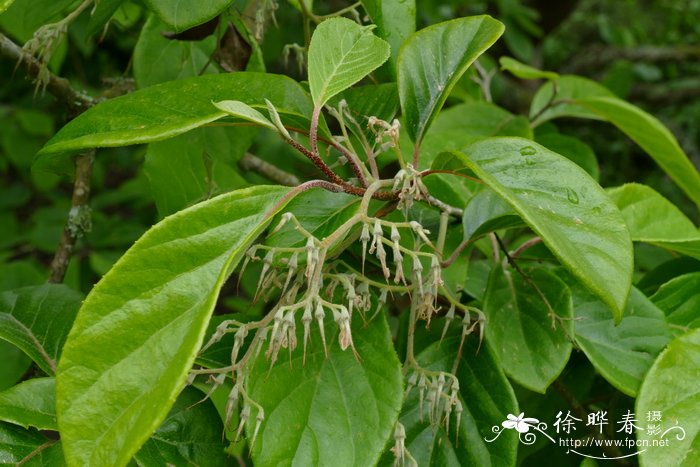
502,413 -> 539,433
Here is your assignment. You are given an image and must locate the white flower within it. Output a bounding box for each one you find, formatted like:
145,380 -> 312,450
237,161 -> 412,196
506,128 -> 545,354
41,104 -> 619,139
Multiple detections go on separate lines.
502,413 -> 539,433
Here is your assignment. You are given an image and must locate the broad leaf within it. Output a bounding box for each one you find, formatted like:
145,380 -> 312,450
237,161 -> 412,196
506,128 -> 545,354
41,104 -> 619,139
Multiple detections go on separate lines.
134,387 -> 228,466
651,273 -> 700,336
143,0 -> 233,32
483,266 -> 573,393
144,126 -> 254,218
607,183 -> 700,260
212,101 -> 276,131
0,422 -> 59,465
463,188 -> 524,241
636,329 -> 700,467
362,0 -> 416,72
499,56 -> 558,81
418,102 -> 532,168
529,76 -> 614,126
56,186 -> 293,466
0,341 -> 31,391
36,73 -> 313,168
248,313 -> 402,466
308,17 -> 391,107
577,98 -> 700,207
572,284 -> 671,397
380,321 -> 519,466
535,133 -> 599,180
0,378 -> 56,431
398,16 -> 504,145
133,15 -> 218,89
451,137 -> 633,319
0,284 -> 82,375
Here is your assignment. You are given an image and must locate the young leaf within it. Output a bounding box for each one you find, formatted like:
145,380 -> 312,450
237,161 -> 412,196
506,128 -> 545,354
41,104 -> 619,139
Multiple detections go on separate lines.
142,0 -> 233,32
483,266 -> 573,393
0,378 -> 56,431
607,183 -> 700,260
247,313 -> 402,466
499,56 -> 559,81
636,328 -> 700,467
398,16 -> 504,146
308,17 -> 391,107
36,73 -> 314,169
572,285 -> 671,397
0,284 -> 82,375
651,273 -> 700,336
212,100 -> 276,131
577,98 -> 700,208
450,137 -> 633,320
56,186 -> 293,466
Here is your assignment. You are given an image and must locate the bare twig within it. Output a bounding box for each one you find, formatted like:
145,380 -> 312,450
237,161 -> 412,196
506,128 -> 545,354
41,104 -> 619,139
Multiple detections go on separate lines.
240,153 -> 301,186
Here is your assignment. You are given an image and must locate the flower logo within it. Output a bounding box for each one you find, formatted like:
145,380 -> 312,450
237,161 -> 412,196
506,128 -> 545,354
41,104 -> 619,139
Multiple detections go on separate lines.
502,413 -> 540,433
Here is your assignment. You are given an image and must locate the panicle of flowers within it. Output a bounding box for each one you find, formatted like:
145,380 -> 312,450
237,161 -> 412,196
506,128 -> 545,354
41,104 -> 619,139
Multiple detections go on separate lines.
404,369 -> 462,434
393,165 -> 429,211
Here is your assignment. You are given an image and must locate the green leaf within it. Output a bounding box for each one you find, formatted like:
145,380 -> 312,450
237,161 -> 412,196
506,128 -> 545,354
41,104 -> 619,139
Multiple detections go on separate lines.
451,137 -> 633,319
0,378 -> 56,431
499,56 -> 558,81
134,387 -> 228,467
572,285 -> 671,397
418,102 -> 532,168
133,14 -> 218,89
576,97 -> 700,208
381,322 -> 518,466
56,186 -> 293,466
0,422 -> 58,465
607,183 -> 700,260
483,266 -> 573,393
144,126 -> 255,218
535,133 -> 599,181
651,273 -> 700,337
361,0 -> 416,73
308,17 -> 391,107
142,0 -> 233,32
398,16 -> 504,145
36,73 -> 313,167
247,312 -> 402,466
0,341 -> 31,391
636,328 -> 700,467
462,188 -> 524,241
0,0 -> 15,14
212,100 -> 276,131
529,76 -> 614,126
0,284 -> 82,375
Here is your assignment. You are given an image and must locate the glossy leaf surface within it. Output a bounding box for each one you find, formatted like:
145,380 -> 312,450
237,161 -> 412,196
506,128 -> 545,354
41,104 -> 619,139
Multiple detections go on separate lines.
362,0 -> 416,70
381,322 -> 518,466
248,313 -> 402,466
56,186 -> 291,466
452,137 -> 633,319
608,183 -> 700,259
0,284 -> 82,375
0,422 -> 58,465
529,75 -> 614,126
499,56 -> 558,80
398,16 -> 504,145
462,188 -> 524,241
573,285 -> 671,396
636,329 -> 700,467
308,17 -> 390,107
143,0 -> 233,32
133,387 -> 227,466
37,73 -> 313,166
483,266 -> 573,393
577,98 -> 700,207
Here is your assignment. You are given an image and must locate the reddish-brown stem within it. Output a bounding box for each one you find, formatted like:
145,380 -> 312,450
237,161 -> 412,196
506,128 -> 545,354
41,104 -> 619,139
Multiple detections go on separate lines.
285,137 -> 346,185
309,106 -> 321,158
